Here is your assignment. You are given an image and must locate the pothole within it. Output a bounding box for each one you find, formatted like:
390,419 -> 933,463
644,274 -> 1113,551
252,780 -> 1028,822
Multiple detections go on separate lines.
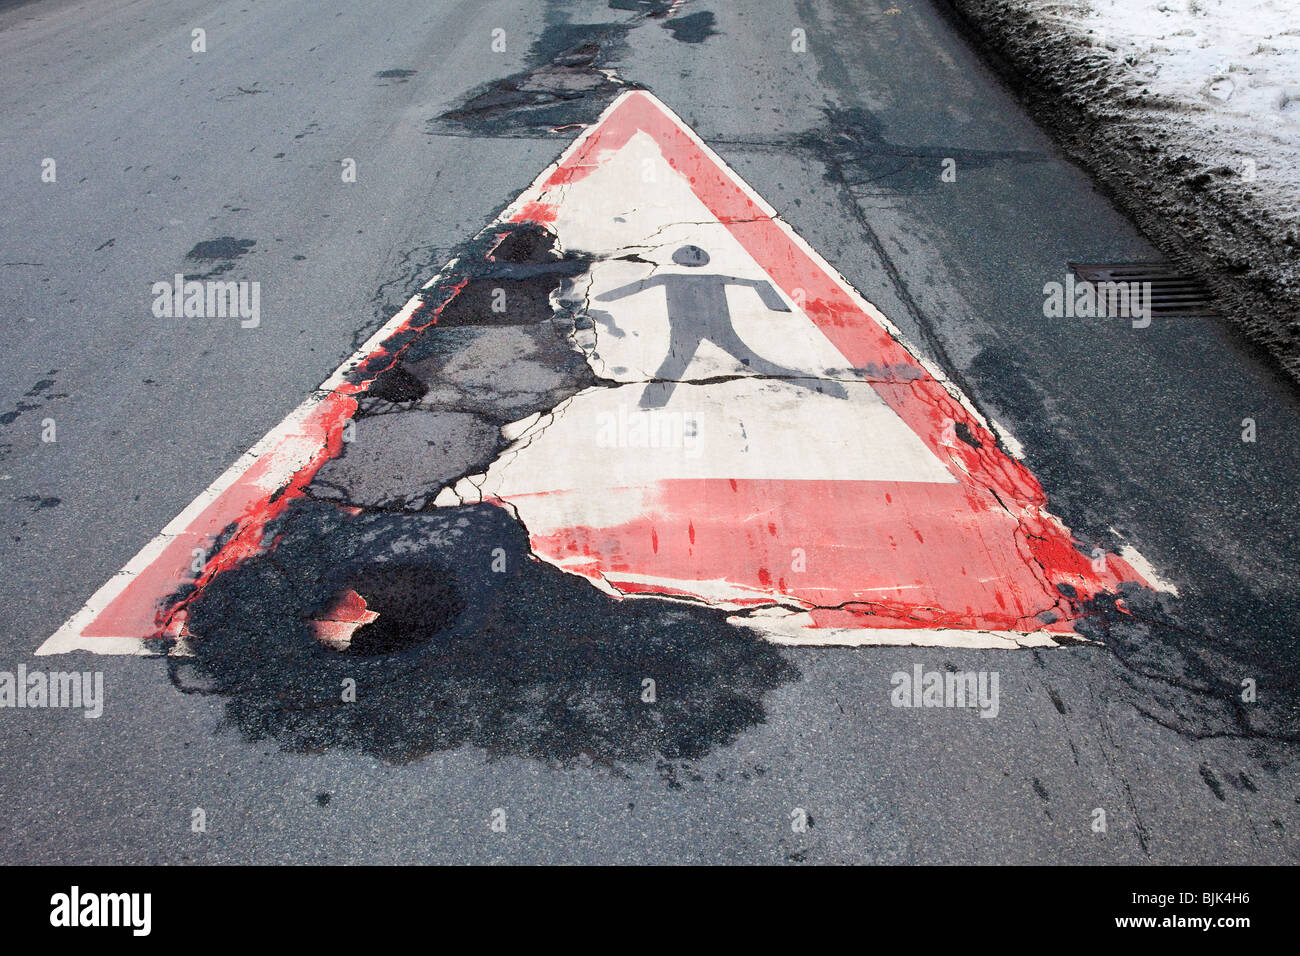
322,563 -> 466,656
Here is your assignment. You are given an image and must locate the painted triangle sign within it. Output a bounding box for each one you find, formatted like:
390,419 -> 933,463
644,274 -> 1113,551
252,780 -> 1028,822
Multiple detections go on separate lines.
40,90 -> 1158,656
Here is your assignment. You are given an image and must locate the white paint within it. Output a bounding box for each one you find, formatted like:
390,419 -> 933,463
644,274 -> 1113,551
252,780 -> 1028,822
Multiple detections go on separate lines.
582,569 -> 789,606
1117,542 -> 1180,596
450,378 -> 953,505
727,607 -> 1066,649
990,418 -> 1025,460
500,410 -> 543,442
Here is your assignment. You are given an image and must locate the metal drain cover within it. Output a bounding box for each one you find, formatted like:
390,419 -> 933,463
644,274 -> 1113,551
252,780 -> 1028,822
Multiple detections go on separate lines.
1068,261 -> 1217,317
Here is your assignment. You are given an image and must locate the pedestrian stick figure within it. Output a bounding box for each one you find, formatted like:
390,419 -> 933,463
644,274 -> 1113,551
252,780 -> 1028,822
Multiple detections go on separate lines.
595,245 -> 844,407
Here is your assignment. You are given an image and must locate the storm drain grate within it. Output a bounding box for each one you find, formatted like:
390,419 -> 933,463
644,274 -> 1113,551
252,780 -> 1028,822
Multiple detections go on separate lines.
1068,261 -> 1217,318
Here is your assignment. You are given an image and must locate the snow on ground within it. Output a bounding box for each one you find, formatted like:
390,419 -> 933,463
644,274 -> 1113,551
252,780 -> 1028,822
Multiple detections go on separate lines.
1086,0 -> 1300,218
948,0 -> 1300,380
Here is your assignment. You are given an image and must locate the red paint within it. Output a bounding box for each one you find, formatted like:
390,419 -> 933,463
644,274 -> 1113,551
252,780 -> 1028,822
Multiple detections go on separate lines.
514,201 -> 558,224
309,587 -> 379,647
72,282 -> 459,644
82,390 -> 359,639
512,479 -> 1138,632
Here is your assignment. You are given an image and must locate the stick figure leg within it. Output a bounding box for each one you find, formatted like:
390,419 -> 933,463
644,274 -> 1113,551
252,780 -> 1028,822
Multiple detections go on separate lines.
640,331 -> 704,408
708,324 -> 847,400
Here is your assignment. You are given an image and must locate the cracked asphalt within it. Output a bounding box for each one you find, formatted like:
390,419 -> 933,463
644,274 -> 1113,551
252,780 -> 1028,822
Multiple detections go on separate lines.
0,0 -> 1297,864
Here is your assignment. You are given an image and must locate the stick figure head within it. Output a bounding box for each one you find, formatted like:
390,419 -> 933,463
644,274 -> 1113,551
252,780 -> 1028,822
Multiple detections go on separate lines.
672,244 -> 710,267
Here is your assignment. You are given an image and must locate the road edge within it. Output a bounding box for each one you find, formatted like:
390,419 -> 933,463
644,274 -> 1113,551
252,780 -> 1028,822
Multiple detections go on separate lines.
939,0 -> 1300,388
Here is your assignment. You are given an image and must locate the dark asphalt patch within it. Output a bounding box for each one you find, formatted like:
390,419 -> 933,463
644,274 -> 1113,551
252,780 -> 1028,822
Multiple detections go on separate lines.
432,20 -> 633,136
185,237 -> 256,261
335,561 -> 465,655
0,369 -> 64,428
1199,763 -> 1227,801
365,363 -> 428,404
375,69 -> 417,81
954,420 -> 981,448
171,501 -> 798,765
662,11 -> 719,44
422,222 -> 595,332
0,403 -> 37,427
431,3 -> 714,135
434,276 -> 572,328
19,495 -> 60,509
184,237 -> 256,280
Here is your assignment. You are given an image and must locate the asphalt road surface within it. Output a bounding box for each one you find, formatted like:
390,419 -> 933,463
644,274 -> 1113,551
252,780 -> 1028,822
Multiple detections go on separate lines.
1,0 -> 1296,864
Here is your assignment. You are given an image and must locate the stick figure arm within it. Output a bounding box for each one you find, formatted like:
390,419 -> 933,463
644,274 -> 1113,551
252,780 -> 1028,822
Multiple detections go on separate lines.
731,278 -> 792,312
594,276 -> 664,302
